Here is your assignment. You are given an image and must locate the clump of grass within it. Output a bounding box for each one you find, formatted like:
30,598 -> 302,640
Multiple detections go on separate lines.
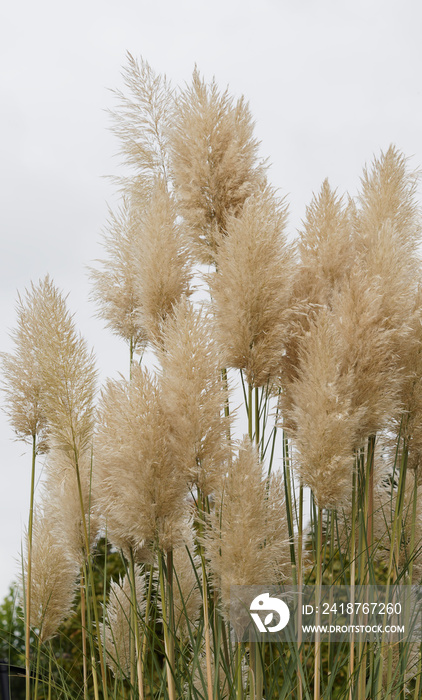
3,55 -> 422,700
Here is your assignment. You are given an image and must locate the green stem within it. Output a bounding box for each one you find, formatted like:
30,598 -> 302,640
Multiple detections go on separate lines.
47,645 -> 51,700
25,433 -> 37,700
141,564 -> 154,676
197,492 -> 213,700
74,453 -> 108,700
129,551 -> 144,700
236,643 -> 243,700
248,383 -> 253,441
80,572 -> 89,700
349,461 -> 357,700
314,506 -> 322,700
376,441 -> 408,699
283,432 -> 297,584
158,550 -> 176,700
253,385 -> 263,700
298,483 -> 304,700
33,634 -> 41,700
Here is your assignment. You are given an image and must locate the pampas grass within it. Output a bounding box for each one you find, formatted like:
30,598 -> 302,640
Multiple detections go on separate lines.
94,365 -> 189,555
4,55 -> 422,700
170,67 -> 266,263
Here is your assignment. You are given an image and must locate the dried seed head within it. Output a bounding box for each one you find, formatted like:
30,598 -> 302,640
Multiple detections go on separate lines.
331,272 -> 402,439
210,186 -> 294,387
102,570 -> 146,677
1,284 -> 50,452
94,365 -> 189,554
358,145 -> 420,249
170,68 -> 265,263
158,298 -> 231,495
279,182 -> 353,433
90,198 -> 148,355
131,180 -> 192,344
42,448 -> 99,565
205,437 -> 290,617
110,53 -> 173,188
355,145 -> 421,356
23,506 -> 80,642
290,309 -> 364,508
30,278 -> 97,461
296,180 -> 354,308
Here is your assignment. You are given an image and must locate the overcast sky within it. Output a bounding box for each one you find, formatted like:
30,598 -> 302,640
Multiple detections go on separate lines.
1,0 -> 422,602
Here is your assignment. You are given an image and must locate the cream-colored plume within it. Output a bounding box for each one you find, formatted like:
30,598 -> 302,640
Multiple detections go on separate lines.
355,146 -> 420,355
290,309 -> 364,508
209,186 -> 294,387
94,365 -> 189,555
295,179 -> 354,308
23,506 -> 80,642
332,272 -> 403,440
1,283 -> 49,453
102,570 -> 146,677
90,198 -> 148,357
279,181 -> 353,433
19,277 -> 97,462
205,437 -> 290,617
170,68 -> 265,263
109,53 -> 173,189
41,448 -> 99,565
158,298 -> 231,495
131,180 -> 192,344
283,147 -> 421,482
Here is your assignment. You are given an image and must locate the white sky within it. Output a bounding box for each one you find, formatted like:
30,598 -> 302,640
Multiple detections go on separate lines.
1,0 -> 422,601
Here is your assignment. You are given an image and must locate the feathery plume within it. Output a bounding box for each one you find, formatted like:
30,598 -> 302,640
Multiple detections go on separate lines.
205,438 -> 290,616
23,506 -> 80,642
1,285 -> 50,453
358,145 -> 419,246
41,448 -> 99,565
102,570 -> 146,677
295,179 -> 354,308
110,53 -> 173,189
170,68 -> 265,263
355,146 -> 421,348
158,299 -> 231,495
290,309 -> 364,508
90,199 -> 148,358
21,277 -> 98,461
283,148 -> 421,449
94,365 -> 189,555
131,180 -> 192,344
279,182 -> 353,431
209,186 -> 293,387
